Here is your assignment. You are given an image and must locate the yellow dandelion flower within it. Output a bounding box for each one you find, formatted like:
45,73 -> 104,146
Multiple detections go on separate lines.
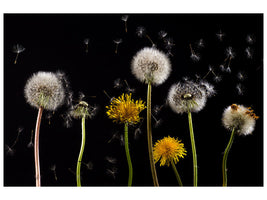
106,93 -> 146,124
153,136 -> 187,167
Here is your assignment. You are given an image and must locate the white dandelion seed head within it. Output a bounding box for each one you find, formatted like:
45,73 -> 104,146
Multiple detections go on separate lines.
222,104 -> 258,136
24,71 -> 65,111
167,81 -> 208,114
131,47 -> 171,86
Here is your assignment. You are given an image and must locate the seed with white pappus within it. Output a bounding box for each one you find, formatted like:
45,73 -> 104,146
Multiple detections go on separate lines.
24,71 -> 65,111
131,47 -> 171,85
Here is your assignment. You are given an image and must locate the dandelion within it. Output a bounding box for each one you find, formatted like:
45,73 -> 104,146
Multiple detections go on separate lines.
221,104 -> 259,186
153,136 -> 187,186
24,71 -> 66,186
113,38 -> 122,54
121,15 -> 129,33
136,26 -> 155,47
168,80 -> 214,186
106,93 -> 145,186
69,98 -> 94,187
131,47 -> 171,186
12,44 -> 25,64
83,38 -> 90,53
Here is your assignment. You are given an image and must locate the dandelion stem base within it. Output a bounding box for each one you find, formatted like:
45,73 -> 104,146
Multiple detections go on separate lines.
124,122 -> 133,186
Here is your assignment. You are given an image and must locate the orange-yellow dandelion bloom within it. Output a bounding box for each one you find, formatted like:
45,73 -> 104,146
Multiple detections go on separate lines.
106,93 -> 146,124
153,136 -> 187,167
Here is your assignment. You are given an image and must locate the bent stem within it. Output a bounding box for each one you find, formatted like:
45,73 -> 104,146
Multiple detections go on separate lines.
124,122 -> 133,186
76,116 -> 86,187
34,107 -> 44,187
187,111 -> 198,186
171,160 -> 183,186
222,128 -> 235,187
147,82 -> 159,186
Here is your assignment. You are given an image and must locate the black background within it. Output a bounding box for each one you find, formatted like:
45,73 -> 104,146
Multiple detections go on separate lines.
4,14 -> 263,186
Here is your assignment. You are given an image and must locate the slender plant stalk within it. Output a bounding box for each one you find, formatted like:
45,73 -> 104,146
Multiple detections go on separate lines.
222,128 -> 235,187
147,82 -> 159,186
124,122 -> 133,186
171,160 -> 183,186
34,106 -> 44,187
76,116 -> 86,187
187,111 -> 198,186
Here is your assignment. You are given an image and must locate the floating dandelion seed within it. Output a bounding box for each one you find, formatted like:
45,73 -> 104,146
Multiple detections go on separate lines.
113,38 -> 122,54
50,164 -> 58,181
237,72 -> 246,81
222,104 -> 259,186
189,44 -> 200,62
107,131 -> 120,144
5,144 -> 15,156
24,71 -> 66,187
197,38 -> 205,48
82,161 -> 93,170
131,47 -> 171,85
8,126 -> 24,152
226,47 -> 235,58
164,37 -> 175,51
202,65 -> 218,80
83,38 -> 90,53
219,64 -> 226,72
106,167 -> 118,180
134,127 -> 142,140
12,44 -> 25,64
105,156 -> 117,164
226,67 -> 231,73
136,26 -> 155,47
27,130 -> 34,148
236,83 -> 245,95
216,30 -> 225,41
246,34 -> 255,44
154,118 -> 162,128
121,15 -> 129,33
124,80 -> 136,94
245,47 -> 253,59
113,78 -> 123,89
158,30 -> 168,39
153,136 -> 187,186
213,75 -> 222,83
153,104 -> 164,116
45,112 -> 53,125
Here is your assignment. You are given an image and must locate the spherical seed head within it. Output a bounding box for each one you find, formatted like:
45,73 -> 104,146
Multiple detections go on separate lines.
153,136 -> 187,167
24,71 -> 65,111
222,104 -> 259,136
168,80 -> 208,114
131,47 -> 171,86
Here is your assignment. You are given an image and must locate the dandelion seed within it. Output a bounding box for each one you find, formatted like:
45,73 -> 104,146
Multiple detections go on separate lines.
103,90 -> 114,102
158,30 -> 168,39
134,127 -> 142,140
237,72 -> 246,81
226,67 -> 231,73
131,47 -> 171,85
226,47 -> 235,59
136,26 -> 155,47
246,34 -> 255,44
236,83 -> 245,95
27,130 -> 34,148
197,38 -> 205,48
153,104 -> 164,115
164,37 -> 175,50
82,161 -> 93,170
121,15 -> 129,33
124,80 -> 135,94
216,30 -> 225,41
50,164 -> 58,181
113,78 -> 123,89
105,156 -> 117,164
213,75 -> 222,83
106,167 -> 118,179
45,112 -> 53,125
219,64 -> 225,72
83,38 -> 90,53
245,47 -> 253,59
12,44 -> 25,64
154,118 -> 162,128
113,38 -> 122,54
119,134 -> 125,146
107,131 -> 120,144
189,44 -> 200,62
5,144 -> 15,156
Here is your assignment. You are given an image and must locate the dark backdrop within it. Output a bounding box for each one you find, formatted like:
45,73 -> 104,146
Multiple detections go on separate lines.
4,14 -> 263,186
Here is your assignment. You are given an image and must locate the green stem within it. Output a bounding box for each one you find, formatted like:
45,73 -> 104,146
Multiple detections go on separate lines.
187,111 -> 198,186
171,160 -> 183,186
124,122 -> 133,186
147,82 -> 159,186
76,116 -> 86,187
222,128 -> 235,187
